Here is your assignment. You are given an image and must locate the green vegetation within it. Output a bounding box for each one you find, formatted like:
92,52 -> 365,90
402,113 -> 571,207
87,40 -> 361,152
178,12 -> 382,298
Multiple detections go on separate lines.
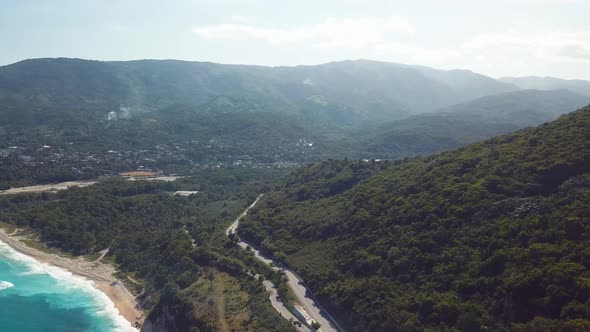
0,168 -> 295,331
2,57 -> 590,331
364,89 -> 590,158
2,59 -> 585,188
0,108 -> 339,187
0,58 -> 522,187
240,106 -> 590,331
0,58 -> 516,128
0,222 -> 16,234
18,239 -> 67,256
311,321 -> 322,331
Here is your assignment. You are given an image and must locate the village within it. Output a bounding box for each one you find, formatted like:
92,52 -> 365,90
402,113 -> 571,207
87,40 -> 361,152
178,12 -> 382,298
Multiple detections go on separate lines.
0,137 -> 315,187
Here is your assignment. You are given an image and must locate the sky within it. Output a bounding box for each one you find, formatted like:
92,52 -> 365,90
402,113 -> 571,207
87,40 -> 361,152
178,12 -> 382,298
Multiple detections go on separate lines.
1,0 -> 590,79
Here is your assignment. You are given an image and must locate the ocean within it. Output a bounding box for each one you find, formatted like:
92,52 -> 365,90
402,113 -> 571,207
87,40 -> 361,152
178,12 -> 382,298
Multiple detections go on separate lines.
0,240 -> 136,332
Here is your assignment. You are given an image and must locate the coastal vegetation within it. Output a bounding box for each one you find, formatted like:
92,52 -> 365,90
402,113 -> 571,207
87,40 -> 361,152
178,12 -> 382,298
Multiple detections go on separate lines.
0,168 -> 295,331
2,57 -> 590,331
240,106 -> 590,331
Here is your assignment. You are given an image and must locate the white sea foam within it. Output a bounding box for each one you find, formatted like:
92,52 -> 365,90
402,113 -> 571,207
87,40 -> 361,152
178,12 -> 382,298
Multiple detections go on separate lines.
0,280 -> 14,291
0,240 -> 137,331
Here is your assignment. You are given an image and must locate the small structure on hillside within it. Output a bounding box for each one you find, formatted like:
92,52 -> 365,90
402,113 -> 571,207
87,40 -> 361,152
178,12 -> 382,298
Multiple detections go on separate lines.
173,191 -> 199,197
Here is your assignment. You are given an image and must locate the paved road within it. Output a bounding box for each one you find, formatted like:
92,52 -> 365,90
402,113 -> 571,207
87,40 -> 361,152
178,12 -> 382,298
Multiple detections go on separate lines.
262,279 -> 305,329
225,194 -> 265,236
227,195 -> 343,332
227,195 -> 308,331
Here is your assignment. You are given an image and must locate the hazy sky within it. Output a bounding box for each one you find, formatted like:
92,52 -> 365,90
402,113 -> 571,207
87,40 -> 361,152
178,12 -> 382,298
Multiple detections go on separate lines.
2,0 -> 590,79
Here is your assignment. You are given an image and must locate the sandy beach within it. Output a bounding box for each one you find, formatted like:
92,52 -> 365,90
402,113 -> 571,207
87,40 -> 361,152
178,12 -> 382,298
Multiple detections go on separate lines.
0,228 -> 143,329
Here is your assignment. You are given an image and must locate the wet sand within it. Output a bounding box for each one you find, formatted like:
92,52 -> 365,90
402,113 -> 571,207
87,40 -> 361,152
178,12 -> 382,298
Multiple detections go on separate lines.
0,229 -> 143,328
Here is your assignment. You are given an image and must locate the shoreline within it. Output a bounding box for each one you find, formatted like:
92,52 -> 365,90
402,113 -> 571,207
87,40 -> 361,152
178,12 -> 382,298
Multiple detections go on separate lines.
0,228 -> 143,329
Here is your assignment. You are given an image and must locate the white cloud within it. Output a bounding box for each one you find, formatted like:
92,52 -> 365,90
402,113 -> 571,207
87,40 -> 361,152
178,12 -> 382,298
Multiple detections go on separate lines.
195,17 -> 590,64
374,42 -> 461,64
368,30 -> 590,77
230,15 -> 257,24
193,16 -> 414,49
463,30 -> 590,62
371,30 -> 590,67
193,17 -> 590,78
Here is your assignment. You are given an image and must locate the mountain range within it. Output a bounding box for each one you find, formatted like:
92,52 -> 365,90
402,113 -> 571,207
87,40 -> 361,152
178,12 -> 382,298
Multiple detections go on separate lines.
1,57 -> 589,182
0,58 -> 517,127
501,76 -> 590,97
1,57 -> 590,332
363,89 -> 590,157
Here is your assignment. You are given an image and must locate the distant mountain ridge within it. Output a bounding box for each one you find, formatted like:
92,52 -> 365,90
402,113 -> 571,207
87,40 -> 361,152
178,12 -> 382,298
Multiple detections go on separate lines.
501,76 -> 590,97
0,58 -> 516,127
276,59 -> 517,115
362,89 -> 590,158
0,57 -> 587,173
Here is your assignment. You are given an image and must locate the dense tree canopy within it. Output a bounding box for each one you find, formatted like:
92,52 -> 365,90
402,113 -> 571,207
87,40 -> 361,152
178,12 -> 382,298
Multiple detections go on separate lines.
240,106 -> 590,331
0,169 -> 295,331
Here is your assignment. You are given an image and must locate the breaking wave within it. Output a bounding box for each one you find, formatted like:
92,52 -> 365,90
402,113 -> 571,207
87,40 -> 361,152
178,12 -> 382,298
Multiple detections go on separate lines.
0,240 -> 136,331
0,280 -> 13,291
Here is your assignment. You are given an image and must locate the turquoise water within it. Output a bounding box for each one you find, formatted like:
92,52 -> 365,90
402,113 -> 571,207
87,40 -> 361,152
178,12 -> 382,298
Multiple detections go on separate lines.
0,240 -> 136,332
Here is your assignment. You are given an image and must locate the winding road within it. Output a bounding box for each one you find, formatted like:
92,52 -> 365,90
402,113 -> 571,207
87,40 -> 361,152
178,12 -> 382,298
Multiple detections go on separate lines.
227,194 -> 344,332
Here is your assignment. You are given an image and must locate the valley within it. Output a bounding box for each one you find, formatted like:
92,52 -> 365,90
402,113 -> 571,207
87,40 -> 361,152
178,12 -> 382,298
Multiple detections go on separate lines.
3,1 -> 590,331
0,57 -> 589,332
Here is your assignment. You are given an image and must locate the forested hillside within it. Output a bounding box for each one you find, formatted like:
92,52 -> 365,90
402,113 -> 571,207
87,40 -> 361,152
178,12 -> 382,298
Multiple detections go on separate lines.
0,58 -> 516,127
0,58 -> 522,186
0,58 -> 516,151
364,89 -> 590,157
0,169 -> 296,331
240,105 -> 590,331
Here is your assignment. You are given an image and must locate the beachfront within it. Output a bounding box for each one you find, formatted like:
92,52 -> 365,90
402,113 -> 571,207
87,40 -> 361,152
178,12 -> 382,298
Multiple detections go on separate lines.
0,228 -> 143,330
